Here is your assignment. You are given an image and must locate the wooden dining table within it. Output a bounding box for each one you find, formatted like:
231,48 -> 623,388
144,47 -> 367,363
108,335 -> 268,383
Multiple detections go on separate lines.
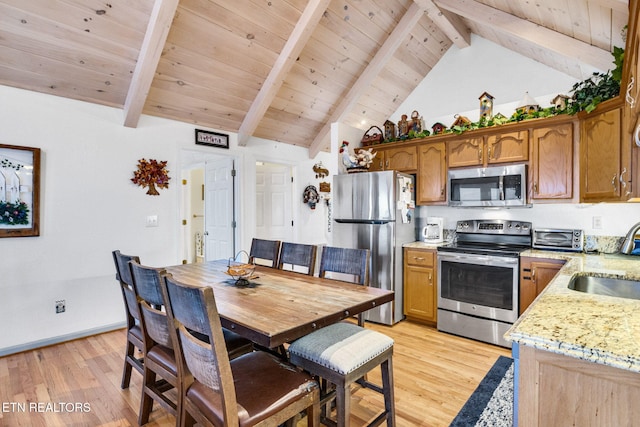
164,260 -> 394,349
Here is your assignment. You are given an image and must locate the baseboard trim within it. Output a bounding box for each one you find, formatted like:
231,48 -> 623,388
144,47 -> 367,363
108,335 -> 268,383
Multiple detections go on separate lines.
0,322 -> 127,357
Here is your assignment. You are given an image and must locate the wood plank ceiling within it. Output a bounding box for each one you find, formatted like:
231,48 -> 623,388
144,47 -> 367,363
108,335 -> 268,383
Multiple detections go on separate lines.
0,0 -> 629,157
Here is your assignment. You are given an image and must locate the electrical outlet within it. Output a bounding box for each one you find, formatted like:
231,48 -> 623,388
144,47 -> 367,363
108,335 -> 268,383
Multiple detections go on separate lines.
145,215 -> 159,227
592,216 -> 603,229
55,300 -> 66,314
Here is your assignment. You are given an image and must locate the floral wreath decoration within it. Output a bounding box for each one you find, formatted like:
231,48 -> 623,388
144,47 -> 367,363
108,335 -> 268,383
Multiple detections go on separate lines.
131,158 -> 171,196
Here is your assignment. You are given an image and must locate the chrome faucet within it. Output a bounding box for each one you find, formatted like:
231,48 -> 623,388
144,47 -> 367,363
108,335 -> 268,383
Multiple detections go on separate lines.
620,221 -> 640,254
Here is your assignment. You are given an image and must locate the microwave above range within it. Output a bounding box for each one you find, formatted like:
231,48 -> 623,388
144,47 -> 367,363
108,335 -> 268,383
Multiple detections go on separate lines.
448,164 -> 527,208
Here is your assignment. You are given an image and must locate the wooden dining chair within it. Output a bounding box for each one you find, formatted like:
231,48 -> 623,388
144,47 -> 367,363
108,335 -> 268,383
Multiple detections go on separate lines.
288,246 -> 396,427
129,261 -> 180,425
111,250 -> 144,389
318,246 -> 370,325
160,274 -> 321,427
249,238 -> 281,267
278,242 -> 318,276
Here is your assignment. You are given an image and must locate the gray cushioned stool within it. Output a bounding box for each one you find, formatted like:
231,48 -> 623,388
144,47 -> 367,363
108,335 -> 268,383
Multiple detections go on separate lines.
288,322 -> 395,427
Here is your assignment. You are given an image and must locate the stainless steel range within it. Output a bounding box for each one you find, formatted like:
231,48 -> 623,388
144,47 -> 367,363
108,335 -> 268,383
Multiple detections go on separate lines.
437,219 -> 532,348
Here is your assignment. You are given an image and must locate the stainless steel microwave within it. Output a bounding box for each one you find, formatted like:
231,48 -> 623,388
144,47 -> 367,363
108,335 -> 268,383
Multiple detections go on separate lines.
448,164 -> 527,207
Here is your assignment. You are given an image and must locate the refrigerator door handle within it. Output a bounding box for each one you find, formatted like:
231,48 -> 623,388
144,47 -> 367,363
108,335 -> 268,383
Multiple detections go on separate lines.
334,219 -> 393,225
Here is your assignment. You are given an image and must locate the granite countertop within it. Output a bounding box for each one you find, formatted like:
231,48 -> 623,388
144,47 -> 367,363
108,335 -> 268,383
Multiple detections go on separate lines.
403,241 -> 447,249
507,249 -> 640,372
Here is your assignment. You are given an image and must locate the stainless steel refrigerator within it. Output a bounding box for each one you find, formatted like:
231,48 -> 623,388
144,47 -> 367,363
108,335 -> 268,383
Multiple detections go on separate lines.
332,170 -> 415,325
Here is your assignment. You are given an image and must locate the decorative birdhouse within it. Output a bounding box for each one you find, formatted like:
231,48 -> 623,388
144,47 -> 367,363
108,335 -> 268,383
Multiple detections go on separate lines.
431,122 -> 446,135
516,92 -> 540,114
384,120 -> 396,141
479,92 -> 494,119
551,94 -> 571,111
451,115 -> 471,128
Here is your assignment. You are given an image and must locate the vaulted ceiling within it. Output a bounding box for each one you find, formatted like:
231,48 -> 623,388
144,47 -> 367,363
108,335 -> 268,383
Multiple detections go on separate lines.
0,0 -> 629,157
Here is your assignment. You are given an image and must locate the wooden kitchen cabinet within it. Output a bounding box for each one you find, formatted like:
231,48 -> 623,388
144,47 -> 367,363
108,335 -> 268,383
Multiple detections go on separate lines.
363,145 -> 417,172
519,256 -> 565,314
580,100 -> 632,202
531,123 -> 574,200
448,131 -> 528,168
486,130 -> 529,164
447,136 -> 484,168
403,248 -> 437,324
518,345 -> 640,426
416,141 -> 446,205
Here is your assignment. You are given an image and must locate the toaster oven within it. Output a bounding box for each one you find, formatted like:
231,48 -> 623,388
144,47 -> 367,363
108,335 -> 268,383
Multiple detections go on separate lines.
532,228 -> 584,252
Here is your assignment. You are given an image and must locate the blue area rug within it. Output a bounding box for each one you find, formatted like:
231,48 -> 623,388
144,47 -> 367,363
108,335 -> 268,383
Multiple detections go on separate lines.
449,355 -> 514,427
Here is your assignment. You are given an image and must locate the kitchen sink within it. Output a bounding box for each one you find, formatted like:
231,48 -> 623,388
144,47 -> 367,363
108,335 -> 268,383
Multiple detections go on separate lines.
568,274 -> 640,300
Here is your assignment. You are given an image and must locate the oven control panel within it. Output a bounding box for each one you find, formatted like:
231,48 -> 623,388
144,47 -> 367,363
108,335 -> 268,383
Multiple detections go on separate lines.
456,219 -> 532,235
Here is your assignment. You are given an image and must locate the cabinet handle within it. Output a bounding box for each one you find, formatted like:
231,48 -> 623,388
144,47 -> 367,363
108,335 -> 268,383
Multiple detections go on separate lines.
620,168 -> 632,196
626,76 -> 636,109
413,257 -> 425,261
531,269 -> 536,284
478,147 -> 482,162
488,146 -> 492,159
534,181 -> 538,194
612,174 -> 618,192
440,187 -> 445,196
385,160 -> 389,168
428,272 -> 432,283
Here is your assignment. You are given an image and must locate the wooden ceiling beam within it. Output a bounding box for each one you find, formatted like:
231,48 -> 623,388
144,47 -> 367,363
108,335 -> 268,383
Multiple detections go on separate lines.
237,0 -> 332,146
434,0 -> 615,72
308,1 -> 427,158
588,0 -> 629,14
414,0 -> 470,49
123,0 -> 179,128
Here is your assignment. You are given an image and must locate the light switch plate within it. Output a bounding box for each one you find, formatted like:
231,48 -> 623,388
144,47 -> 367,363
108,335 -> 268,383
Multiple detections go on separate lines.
592,215 -> 602,229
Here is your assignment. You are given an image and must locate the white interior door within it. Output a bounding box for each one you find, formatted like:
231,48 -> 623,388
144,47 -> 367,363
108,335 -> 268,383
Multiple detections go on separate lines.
204,158 -> 235,261
255,162 -> 292,240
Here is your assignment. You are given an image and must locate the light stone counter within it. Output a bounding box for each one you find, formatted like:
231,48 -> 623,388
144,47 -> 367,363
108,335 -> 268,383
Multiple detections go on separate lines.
507,250 -> 640,372
403,241 -> 445,250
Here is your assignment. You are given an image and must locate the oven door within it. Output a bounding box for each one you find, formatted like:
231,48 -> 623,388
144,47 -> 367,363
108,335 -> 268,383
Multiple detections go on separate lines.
437,252 -> 519,323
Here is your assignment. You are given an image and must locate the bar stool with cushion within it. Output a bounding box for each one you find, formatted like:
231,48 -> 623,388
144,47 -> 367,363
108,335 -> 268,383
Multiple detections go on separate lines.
160,274 -> 321,427
111,250 -> 144,389
249,238 -> 281,267
288,246 -> 396,427
278,242 -> 318,276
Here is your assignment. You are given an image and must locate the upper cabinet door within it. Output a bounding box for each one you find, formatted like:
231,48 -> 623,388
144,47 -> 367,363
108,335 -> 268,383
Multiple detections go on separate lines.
417,142 -> 446,205
486,130 -> 529,164
580,105 -> 623,202
531,123 -> 574,200
385,146 -> 417,172
447,136 -> 484,168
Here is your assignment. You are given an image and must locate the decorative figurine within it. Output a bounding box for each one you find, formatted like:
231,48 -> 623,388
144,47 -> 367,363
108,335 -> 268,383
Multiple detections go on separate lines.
313,162 -> 329,178
409,110 -> 422,133
479,92 -> 494,119
398,114 -> 409,138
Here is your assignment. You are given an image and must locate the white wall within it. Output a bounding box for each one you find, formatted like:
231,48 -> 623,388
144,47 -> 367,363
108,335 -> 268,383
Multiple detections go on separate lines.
0,85 -> 332,354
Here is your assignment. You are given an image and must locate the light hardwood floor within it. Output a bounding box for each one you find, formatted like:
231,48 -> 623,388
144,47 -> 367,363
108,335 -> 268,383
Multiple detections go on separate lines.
0,321 -> 510,426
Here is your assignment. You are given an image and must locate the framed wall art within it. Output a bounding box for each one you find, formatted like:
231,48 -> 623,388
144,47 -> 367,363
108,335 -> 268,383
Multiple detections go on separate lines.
0,144 -> 40,237
195,129 -> 229,149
